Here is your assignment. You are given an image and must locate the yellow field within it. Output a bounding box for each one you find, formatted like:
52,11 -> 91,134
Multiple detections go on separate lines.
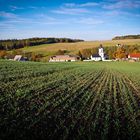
21,39 -> 140,54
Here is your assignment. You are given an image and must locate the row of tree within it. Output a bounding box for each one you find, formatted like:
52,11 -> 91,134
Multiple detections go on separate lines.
77,44 -> 140,59
112,35 -> 140,40
0,37 -> 84,50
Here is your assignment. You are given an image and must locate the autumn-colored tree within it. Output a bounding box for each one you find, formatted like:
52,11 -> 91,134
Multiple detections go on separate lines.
91,48 -> 98,55
131,47 -> 139,53
0,50 -> 7,58
77,51 -> 83,59
31,53 -> 43,61
114,47 -> 127,59
80,49 -> 91,58
108,49 -> 115,59
31,53 -> 37,61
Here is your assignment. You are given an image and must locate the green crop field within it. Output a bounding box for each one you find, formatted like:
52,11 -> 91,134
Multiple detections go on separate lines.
0,60 -> 140,140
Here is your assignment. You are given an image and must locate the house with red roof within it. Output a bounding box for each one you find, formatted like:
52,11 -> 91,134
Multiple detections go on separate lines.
128,53 -> 140,61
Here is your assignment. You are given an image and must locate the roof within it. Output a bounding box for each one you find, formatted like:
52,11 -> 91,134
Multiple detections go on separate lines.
51,55 -> 79,58
92,54 -> 101,57
104,54 -> 109,58
14,55 -> 22,61
50,55 -> 80,60
129,53 -> 140,58
99,44 -> 103,48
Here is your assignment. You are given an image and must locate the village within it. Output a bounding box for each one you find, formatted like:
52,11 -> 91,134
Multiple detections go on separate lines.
11,44 -> 140,62
49,44 -> 140,62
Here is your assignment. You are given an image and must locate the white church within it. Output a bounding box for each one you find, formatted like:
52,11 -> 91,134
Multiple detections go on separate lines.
91,45 -> 108,61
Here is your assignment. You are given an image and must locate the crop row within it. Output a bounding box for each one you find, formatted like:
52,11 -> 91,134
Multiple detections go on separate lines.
0,60 -> 140,140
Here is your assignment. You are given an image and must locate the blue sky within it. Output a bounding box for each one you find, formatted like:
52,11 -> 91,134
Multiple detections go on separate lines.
0,0 -> 140,40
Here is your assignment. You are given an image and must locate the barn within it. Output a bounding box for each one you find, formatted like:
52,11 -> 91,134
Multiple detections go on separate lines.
128,53 -> 140,61
49,55 -> 80,62
91,54 -> 102,61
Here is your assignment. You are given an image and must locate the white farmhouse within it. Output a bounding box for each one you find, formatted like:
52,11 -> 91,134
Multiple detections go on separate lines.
13,55 -> 28,61
91,54 -> 102,61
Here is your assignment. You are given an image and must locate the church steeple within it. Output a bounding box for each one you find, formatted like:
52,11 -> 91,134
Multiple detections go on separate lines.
98,44 -> 105,60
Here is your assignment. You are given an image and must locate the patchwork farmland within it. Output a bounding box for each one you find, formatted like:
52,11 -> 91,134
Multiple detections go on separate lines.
0,60 -> 140,140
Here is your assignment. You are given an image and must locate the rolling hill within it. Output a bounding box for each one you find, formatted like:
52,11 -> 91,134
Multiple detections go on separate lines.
17,39 -> 140,61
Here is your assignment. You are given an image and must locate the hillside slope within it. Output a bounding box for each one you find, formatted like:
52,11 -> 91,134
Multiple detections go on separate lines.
21,39 -> 140,53
7,39 -> 140,61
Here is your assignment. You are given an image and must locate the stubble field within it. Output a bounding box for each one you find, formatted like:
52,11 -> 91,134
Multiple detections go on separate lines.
21,39 -> 140,54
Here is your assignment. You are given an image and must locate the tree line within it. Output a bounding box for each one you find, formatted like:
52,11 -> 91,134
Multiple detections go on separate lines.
0,44 -> 140,61
112,35 -> 140,40
0,37 -> 84,50
77,44 -> 140,60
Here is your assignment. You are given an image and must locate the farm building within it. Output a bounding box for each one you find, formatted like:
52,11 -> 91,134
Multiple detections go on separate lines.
49,55 -> 80,62
91,45 -> 108,61
13,55 -> 28,61
91,54 -> 102,61
128,53 -> 140,61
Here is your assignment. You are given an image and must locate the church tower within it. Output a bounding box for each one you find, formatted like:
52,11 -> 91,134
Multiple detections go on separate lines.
98,44 -> 105,60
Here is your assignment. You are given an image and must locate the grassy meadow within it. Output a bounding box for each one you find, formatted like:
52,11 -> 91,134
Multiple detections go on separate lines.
0,60 -> 140,139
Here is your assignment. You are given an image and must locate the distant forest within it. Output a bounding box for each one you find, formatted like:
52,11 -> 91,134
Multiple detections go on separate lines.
0,37 -> 84,50
112,35 -> 140,40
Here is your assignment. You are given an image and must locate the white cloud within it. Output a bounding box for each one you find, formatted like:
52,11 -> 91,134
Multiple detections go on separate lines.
102,10 -> 140,17
28,6 -> 38,9
52,7 -> 89,15
52,2 -> 99,15
80,2 -> 99,7
64,2 -> 99,7
10,5 -> 24,11
64,3 -> 76,8
77,18 -> 104,25
103,0 -> 140,9
0,11 -> 17,18
63,1 -> 140,10
0,14 -> 66,26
